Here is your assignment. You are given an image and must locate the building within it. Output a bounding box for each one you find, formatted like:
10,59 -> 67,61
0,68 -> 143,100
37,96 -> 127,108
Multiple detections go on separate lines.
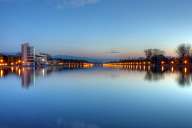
35,53 -> 49,66
21,43 -> 35,66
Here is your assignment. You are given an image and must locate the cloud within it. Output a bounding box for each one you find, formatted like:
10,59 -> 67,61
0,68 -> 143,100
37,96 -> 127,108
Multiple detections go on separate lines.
0,0 -> 100,8
55,0 -> 100,8
110,50 -> 121,54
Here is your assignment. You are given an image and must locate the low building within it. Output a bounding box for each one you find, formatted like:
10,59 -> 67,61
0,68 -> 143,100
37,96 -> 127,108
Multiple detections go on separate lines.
35,53 -> 49,66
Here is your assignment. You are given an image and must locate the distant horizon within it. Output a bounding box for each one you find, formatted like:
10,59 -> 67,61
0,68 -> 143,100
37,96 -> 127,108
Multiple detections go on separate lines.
0,43 -> 178,59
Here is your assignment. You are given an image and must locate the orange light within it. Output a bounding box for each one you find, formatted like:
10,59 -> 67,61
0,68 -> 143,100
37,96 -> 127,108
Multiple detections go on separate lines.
184,67 -> 187,73
59,62 -> 64,65
161,66 -> 164,72
0,59 -> 3,63
18,69 -> 21,76
171,61 -> 174,64
83,63 -> 93,68
18,60 -> 21,64
11,67 -> 14,72
161,61 -> 165,65
171,66 -> 174,72
143,65 -> 146,70
184,60 -> 188,64
0,70 -> 3,77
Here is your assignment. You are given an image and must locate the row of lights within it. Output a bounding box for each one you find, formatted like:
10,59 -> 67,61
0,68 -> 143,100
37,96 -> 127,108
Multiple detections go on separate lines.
103,64 -> 188,74
105,59 -> 188,67
103,64 -> 151,70
83,63 -> 94,68
0,59 -> 6,66
0,59 -> 22,66
103,61 -> 151,67
161,60 -> 189,65
57,62 -> 94,68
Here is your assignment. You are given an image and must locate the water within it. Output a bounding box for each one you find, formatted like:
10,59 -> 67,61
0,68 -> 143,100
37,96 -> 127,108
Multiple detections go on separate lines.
1,66 -> 192,128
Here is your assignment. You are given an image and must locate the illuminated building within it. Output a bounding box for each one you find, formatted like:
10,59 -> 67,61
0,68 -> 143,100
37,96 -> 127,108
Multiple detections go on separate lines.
21,43 -> 35,66
35,53 -> 49,66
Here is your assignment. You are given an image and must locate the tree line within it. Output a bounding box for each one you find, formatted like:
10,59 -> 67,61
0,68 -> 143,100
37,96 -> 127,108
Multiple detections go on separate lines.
145,43 -> 192,59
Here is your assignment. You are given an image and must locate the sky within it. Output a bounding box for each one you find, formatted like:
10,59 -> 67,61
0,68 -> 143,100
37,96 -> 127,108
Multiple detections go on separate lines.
1,0 -> 192,58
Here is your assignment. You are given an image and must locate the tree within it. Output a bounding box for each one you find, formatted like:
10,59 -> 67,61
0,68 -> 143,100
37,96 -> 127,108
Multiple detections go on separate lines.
176,44 -> 191,58
144,49 -> 153,59
144,49 -> 164,59
152,49 -> 164,56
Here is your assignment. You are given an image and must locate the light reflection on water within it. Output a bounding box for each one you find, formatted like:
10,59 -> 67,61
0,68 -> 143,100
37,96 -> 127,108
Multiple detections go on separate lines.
1,66 -> 192,128
0,66 -> 192,88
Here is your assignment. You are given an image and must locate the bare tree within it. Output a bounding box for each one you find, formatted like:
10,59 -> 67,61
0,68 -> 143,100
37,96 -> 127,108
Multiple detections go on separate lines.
152,49 -> 164,56
144,49 -> 164,59
176,44 -> 191,58
144,49 -> 153,59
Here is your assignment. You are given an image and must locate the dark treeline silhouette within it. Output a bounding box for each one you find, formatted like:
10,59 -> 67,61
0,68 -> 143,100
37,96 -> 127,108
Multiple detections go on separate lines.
0,53 -> 21,64
104,43 -> 192,87
105,43 -> 192,66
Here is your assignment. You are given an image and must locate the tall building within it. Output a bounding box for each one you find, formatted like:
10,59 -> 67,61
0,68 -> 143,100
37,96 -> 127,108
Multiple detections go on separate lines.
21,43 -> 35,66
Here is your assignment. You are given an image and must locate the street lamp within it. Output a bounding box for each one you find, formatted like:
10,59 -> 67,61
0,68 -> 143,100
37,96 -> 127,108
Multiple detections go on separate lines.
184,60 -> 188,65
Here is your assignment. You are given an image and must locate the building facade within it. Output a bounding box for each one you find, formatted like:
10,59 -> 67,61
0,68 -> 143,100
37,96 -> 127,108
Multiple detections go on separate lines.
21,43 -> 35,66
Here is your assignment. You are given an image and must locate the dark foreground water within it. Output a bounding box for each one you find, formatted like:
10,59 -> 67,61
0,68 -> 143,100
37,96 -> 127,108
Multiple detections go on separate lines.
1,66 -> 192,128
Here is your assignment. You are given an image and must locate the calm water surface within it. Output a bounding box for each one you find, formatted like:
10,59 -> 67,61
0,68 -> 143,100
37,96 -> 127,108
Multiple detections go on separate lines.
0,66 -> 192,128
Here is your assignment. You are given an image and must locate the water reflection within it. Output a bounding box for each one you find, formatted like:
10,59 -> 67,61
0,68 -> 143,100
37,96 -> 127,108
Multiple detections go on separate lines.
104,65 -> 192,87
1,65 -> 192,88
0,66 -> 90,89
1,66 -> 192,128
21,67 -> 35,88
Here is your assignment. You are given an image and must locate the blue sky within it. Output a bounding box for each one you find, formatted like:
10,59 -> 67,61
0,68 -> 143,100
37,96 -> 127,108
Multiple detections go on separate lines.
1,0 -> 192,58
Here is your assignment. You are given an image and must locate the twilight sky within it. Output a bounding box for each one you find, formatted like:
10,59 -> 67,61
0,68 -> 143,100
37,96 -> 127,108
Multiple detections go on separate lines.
1,0 -> 192,58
